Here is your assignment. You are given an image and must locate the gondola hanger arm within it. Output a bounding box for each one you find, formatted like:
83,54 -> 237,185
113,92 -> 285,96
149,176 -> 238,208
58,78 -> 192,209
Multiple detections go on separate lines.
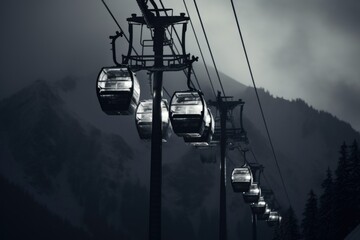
101,0 -> 125,36
186,56 -> 199,91
149,0 -> 160,17
136,0 -> 156,27
242,147 -> 249,166
109,31 -> 123,66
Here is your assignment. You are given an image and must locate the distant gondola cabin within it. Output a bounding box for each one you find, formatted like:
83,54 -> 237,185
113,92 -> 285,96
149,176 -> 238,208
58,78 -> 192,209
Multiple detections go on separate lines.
267,211 -> 281,226
183,108 -> 215,146
250,196 -> 267,214
135,99 -> 172,142
257,205 -> 271,220
96,67 -> 140,115
243,183 -> 261,203
169,91 -> 206,137
231,166 -> 253,193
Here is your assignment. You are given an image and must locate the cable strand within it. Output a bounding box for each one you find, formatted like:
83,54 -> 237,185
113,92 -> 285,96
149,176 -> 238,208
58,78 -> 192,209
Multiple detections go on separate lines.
192,0 -> 226,97
101,0 -> 139,56
183,0 -> 216,98
159,0 -> 202,91
229,0 -> 291,207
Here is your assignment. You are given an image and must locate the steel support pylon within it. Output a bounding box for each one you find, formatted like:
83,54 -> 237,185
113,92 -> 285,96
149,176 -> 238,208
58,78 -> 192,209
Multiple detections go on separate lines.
220,96 -> 227,240
149,26 -> 165,240
131,3 -> 190,240
252,211 -> 257,240
209,92 -> 245,240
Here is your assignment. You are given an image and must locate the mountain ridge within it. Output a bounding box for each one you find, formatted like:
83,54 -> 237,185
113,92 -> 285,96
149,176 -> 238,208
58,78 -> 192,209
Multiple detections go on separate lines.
0,75 -> 359,239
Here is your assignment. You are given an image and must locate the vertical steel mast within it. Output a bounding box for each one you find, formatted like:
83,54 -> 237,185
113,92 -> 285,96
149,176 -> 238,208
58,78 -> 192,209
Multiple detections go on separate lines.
209,92 -> 245,240
219,95 -> 228,240
252,206 -> 257,240
149,25 -> 165,240
130,2 -> 190,239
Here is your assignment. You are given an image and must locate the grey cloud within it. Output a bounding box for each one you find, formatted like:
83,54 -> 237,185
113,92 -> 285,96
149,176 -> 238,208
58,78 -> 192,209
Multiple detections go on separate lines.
328,81 -> 360,130
306,76 -> 360,131
258,0 -> 360,35
0,0 -> 359,132
248,0 -> 360,131
56,76 -> 77,92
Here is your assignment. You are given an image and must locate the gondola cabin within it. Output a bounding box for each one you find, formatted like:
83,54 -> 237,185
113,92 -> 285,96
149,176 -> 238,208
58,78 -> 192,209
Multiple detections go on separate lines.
257,205 -> 271,220
250,196 -> 267,214
231,166 -> 253,192
183,108 -> 215,146
243,183 -> 261,203
135,99 -> 172,142
96,67 -> 140,115
169,91 -> 206,137
267,211 -> 281,226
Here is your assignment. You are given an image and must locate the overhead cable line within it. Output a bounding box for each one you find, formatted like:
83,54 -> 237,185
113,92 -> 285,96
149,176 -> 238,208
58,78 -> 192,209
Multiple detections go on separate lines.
159,0 -> 187,55
235,145 -> 281,210
165,34 -> 199,90
158,0 -> 202,91
101,0 -> 172,98
101,0 -> 139,55
248,148 -> 282,209
163,86 -> 171,98
229,0 -> 291,206
183,0 -> 217,98
192,0 -> 227,97
247,147 -> 274,193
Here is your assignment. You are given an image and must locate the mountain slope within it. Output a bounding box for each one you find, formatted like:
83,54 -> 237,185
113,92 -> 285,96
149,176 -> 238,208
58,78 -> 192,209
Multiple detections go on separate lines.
0,73 -> 359,239
0,80 -> 137,239
240,88 -> 360,211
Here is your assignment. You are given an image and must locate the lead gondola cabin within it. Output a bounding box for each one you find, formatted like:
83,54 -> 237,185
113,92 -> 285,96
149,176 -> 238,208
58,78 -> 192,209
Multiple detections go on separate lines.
96,67 -> 140,115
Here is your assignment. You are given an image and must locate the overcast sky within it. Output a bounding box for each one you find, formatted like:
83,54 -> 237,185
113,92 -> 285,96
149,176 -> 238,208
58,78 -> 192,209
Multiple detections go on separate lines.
0,0 -> 359,131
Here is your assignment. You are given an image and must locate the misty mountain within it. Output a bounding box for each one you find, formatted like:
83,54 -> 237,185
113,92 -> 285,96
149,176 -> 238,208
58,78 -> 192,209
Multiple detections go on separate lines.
163,65 -> 360,214
240,87 -> 360,210
0,80 -> 142,239
0,70 -> 359,239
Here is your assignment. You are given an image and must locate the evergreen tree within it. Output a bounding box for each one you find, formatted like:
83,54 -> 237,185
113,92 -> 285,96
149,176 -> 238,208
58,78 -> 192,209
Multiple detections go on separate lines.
279,207 -> 301,240
301,190 -> 318,240
348,140 -> 360,229
318,168 -> 335,240
272,224 -> 282,240
334,142 -> 353,239
198,210 -> 217,240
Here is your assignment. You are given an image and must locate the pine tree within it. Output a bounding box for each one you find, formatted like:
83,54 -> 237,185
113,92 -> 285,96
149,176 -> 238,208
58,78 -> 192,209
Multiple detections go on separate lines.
348,140 -> 360,230
280,207 -> 301,240
334,142 -> 353,239
318,168 -> 335,240
301,190 -> 318,240
272,224 -> 282,240
198,210 -> 216,240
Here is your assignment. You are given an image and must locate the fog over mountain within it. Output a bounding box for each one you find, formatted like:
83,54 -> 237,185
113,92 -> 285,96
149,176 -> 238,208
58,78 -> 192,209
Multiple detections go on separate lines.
0,67 -> 359,239
1,0 -> 360,239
